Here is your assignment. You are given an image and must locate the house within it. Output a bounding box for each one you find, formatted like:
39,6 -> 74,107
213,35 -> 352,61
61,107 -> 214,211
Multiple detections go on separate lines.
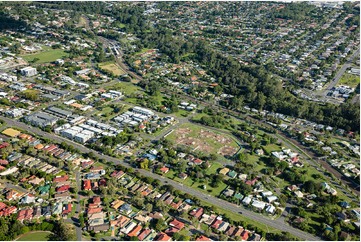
112,200 -> 125,210
193,158 -> 203,165
219,167 -> 229,175
160,166 -> 169,173
336,212 -> 350,222
17,208 -> 34,221
53,175 -> 68,183
189,207 -> 204,219
154,232 -> 172,241
222,188 -> 235,197
128,224 -> 143,237
178,172 -> 188,180
227,170 -> 237,178
169,218 -> 185,230
20,194 -> 36,204
267,196 -> 278,203
56,185 -> 70,193
211,217 -> 223,229
93,196 -> 101,205
138,229 -> 152,241
83,180 -> 91,190
294,190 -> 304,198
111,170 -> 125,179
196,235 -> 212,241
218,221 -> 230,232
62,203 -> 72,215
164,227 -> 179,236
241,230 -> 249,241
119,203 -> 132,215
88,224 -> 110,233
340,201 -> 351,208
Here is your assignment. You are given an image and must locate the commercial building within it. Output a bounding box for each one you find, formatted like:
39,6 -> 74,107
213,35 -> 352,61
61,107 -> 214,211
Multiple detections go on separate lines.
24,112 -> 58,128
20,67 -> 37,77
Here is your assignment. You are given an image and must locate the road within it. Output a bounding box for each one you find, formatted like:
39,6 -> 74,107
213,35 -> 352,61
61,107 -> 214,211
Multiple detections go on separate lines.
0,116 -> 322,241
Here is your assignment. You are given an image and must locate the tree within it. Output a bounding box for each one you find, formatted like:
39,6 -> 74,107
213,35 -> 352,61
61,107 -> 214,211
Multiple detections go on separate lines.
79,213 -> 85,228
51,220 -> 76,241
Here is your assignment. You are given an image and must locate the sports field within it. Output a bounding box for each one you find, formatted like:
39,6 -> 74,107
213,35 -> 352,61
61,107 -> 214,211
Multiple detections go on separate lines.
21,48 -> 68,63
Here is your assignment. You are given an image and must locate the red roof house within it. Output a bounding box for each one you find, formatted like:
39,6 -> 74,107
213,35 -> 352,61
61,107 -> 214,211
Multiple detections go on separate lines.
83,180 -> 91,190
53,175 -> 69,183
169,218 -> 185,230
56,185 -> 70,193
62,203 -> 72,215
155,232 -> 172,241
189,207 -> 204,219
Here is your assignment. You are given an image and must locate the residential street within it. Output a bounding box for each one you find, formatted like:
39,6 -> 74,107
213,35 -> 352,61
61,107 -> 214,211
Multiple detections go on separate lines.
0,116 -> 321,241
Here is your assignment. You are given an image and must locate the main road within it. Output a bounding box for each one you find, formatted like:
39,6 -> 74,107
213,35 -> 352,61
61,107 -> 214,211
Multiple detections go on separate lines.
0,116 -> 322,241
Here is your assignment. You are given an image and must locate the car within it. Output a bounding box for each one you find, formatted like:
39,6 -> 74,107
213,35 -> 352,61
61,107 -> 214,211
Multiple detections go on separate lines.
238,211 -> 242,214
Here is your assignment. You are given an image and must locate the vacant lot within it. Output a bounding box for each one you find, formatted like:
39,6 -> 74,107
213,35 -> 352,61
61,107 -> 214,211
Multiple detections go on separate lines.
21,48 -> 68,64
107,82 -> 141,94
99,62 -> 126,76
167,123 -> 239,156
339,73 -> 360,88
17,231 -> 52,241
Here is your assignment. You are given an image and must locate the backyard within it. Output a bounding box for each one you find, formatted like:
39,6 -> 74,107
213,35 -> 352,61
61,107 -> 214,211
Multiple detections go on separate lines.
339,73 -> 360,88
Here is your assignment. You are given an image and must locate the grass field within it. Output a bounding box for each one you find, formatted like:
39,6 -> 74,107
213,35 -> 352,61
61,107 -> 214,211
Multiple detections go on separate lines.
166,123 -> 239,156
99,62 -> 126,76
164,168 -> 227,197
17,231 -> 52,241
21,48 -> 68,64
339,73 -> 360,88
107,82 -> 141,94
262,144 -> 281,154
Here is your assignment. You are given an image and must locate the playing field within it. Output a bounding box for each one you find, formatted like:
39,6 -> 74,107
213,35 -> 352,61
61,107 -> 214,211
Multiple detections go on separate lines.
17,231 -> 52,241
166,123 -> 239,156
21,49 -> 68,64
99,62 -> 126,76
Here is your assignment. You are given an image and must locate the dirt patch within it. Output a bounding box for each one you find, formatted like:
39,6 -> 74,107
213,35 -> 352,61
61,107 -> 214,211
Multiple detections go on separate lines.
218,146 -> 238,156
173,127 -> 237,156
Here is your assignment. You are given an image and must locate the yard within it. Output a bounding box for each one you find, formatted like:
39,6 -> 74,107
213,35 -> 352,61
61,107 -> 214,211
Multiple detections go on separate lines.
262,144 -> 281,154
339,73 -> 360,88
16,231 -> 52,241
99,62 -> 126,76
164,168 -> 227,197
166,123 -> 240,157
21,47 -> 68,64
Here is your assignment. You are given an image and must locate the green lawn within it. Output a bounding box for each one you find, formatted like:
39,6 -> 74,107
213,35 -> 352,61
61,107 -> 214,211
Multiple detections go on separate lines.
164,169 -> 227,197
17,231 -> 52,241
107,82 -> 141,94
262,144 -> 281,154
21,48 -> 68,64
339,73 -> 360,88
205,162 -> 224,175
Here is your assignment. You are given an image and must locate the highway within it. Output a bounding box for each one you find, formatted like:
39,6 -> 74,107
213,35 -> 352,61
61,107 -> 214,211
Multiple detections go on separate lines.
0,116 -> 322,241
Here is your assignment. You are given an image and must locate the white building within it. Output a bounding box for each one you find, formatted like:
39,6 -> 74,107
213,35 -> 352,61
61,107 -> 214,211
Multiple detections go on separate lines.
20,67 -> 37,77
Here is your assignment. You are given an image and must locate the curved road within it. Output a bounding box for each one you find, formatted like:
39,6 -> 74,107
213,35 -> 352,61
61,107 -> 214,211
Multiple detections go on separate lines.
0,116 -> 321,241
